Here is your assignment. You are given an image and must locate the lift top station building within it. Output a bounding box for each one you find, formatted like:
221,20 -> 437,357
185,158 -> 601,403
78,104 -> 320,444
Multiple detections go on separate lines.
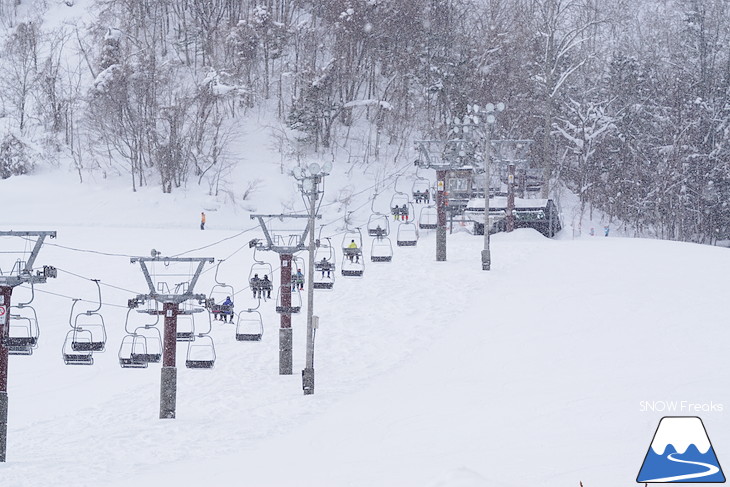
415,139 -> 561,238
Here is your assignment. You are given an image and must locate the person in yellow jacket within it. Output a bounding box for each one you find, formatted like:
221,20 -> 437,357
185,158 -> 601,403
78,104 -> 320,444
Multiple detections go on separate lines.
346,239 -> 359,263
200,212 -> 206,230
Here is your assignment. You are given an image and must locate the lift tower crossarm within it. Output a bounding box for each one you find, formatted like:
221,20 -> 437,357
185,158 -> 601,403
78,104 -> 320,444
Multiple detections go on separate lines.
250,214 -> 320,255
0,231 -> 57,288
130,256 -> 213,304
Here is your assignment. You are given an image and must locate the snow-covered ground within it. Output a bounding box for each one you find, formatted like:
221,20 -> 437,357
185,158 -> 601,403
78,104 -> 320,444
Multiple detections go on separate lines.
1,167 -> 729,486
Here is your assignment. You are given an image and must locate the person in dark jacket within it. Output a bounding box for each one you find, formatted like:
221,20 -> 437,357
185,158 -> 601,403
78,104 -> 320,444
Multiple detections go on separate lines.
221,296 -> 234,323
261,275 -> 272,299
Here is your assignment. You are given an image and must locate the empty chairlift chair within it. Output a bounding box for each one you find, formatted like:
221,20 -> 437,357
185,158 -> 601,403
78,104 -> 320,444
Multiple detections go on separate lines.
186,316 -> 216,369
186,335 -> 216,369
70,279 -> 107,352
118,309 -> 162,368
276,285 -> 302,314
118,333 -> 149,369
371,236 -> 393,262
132,325 -> 162,364
4,282 -> 40,355
5,312 -> 39,356
397,221 -> 419,246
62,299 -> 94,366
418,206 -> 438,230
236,309 -> 264,341
175,313 -> 196,341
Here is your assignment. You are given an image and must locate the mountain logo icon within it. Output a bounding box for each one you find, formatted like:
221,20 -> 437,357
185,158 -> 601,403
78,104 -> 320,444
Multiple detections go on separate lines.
637,416 -> 725,483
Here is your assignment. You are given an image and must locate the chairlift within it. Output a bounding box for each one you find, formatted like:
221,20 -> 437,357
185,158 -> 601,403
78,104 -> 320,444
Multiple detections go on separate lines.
119,308 -> 162,368
390,175 -> 411,217
390,193 -> 410,217
5,313 -> 38,355
290,254 -> 306,292
397,221 -> 419,246
186,335 -> 216,369
133,326 -> 162,363
62,300 -> 93,366
249,246 -> 274,301
412,176 -> 431,204
131,311 -> 163,364
236,308 -> 264,341
341,228 -> 364,277
4,283 -> 40,355
418,205 -> 438,230
371,237 -> 393,262
313,236 -> 335,290
118,333 -> 149,368
186,316 -> 215,369
176,312 -> 196,341
208,260 -> 236,322
70,279 -> 107,352
367,214 -> 390,237
275,285 -> 302,314
367,192 -> 390,237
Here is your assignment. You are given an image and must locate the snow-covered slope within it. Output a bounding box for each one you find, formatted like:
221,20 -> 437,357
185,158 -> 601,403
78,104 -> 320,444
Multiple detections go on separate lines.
0,180 -> 728,487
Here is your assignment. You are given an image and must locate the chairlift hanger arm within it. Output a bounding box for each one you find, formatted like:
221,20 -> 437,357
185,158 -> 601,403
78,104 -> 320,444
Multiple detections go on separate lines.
86,279 -> 103,314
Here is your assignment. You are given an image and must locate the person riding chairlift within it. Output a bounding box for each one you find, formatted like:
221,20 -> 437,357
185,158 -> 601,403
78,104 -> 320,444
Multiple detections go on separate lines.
346,239 -> 359,263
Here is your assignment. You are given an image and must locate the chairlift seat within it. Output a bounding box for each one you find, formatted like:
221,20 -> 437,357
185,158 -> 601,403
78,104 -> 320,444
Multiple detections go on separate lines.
72,339 -> 105,352
419,222 -> 437,230
371,255 -> 392,262
4,336 -> 37,348
313,281 -> 334,290
236,332 -> 262,341
275,305 -> 301,314
119,356 -> 148,368
64,351 -> 94,365
236,311 -> 263,341
342,269 -> 364,277
186,359 -> 215,369
397,240 -> 417,247
176,331 -> 195,341
132,351 -> 161,363
8,346 -> 34,356
186,336 -> 216,369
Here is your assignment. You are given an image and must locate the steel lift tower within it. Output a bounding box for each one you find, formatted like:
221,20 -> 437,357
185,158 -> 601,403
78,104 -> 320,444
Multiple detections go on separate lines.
0,231 -> 56,461
129,253 -> 213,419
250,213 -> 320,376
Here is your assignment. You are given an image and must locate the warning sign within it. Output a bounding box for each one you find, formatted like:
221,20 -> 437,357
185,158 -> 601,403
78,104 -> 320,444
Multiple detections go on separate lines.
0,306 -> 6,325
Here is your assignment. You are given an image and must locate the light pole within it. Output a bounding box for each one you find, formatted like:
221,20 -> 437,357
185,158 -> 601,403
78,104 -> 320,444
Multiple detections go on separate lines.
293,161 -> 332,395
460,103 -> 504,270
478,102 -> 504,271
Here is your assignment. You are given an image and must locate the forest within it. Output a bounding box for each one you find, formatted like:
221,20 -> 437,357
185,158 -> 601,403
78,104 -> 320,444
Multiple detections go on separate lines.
0,0 -> 728,243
